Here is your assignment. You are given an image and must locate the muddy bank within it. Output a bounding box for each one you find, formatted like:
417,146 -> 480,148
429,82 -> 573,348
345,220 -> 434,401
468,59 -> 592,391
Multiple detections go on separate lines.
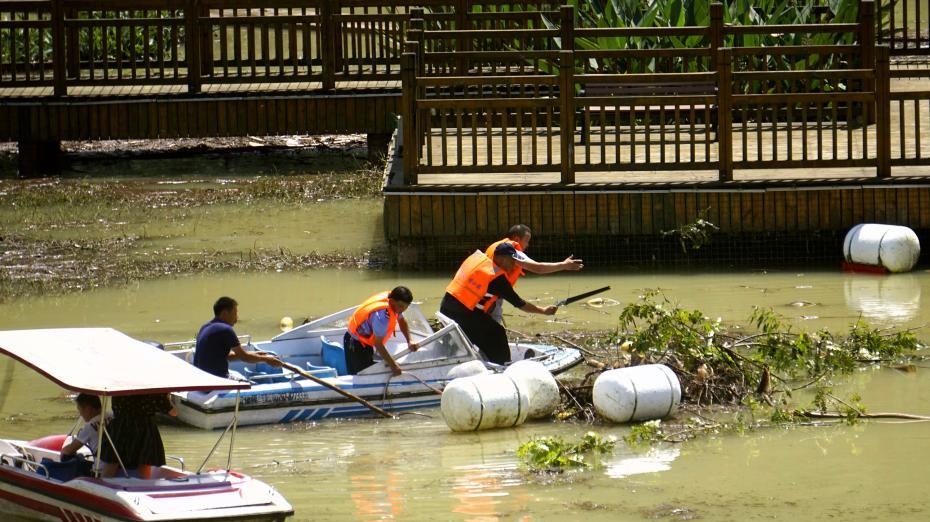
0,138 -> 387,301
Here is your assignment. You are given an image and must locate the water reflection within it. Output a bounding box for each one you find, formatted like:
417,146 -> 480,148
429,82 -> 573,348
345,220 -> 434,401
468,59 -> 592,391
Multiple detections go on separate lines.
605,447 -> 680,479
843,273 -> 921,323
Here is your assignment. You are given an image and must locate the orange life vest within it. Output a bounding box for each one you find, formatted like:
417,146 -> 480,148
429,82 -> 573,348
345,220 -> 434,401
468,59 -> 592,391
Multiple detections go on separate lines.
485,238 -> 525,287
483,239 -> 525,313
446,250 -> 505,312
347,291 -> 398,347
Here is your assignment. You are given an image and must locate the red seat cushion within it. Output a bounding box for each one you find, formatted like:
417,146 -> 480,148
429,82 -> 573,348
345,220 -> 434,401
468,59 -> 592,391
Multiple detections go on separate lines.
27,434 -> 69,451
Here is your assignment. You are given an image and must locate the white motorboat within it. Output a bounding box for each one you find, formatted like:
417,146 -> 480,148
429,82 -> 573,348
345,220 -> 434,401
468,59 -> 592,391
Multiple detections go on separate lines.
169,304 -> 583,429
0,328 -> 293,522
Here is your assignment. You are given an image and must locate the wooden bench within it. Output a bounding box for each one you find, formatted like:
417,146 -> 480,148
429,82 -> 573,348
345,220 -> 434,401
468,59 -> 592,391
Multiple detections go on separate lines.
576,81 -> 718,144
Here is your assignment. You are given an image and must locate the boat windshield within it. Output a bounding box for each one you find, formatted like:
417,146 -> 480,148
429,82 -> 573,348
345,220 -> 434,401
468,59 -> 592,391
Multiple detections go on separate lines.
274,303 -> 434,342
396,324 -> 476,365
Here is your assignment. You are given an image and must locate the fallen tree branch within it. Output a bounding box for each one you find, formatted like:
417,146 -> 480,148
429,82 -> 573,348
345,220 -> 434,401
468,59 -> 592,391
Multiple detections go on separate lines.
799,411 -> 930,421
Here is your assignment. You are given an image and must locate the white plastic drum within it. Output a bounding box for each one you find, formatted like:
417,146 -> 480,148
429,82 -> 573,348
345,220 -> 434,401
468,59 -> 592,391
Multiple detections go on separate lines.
447,360 -> 490,380
504,360 -> 560,419
593,364 -> 681,423
843,224 -> 920,273
441,373 -> 530,431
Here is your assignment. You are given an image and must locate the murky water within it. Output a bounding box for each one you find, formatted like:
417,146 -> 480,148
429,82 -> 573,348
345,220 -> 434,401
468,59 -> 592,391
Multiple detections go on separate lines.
1,267 -> 929,521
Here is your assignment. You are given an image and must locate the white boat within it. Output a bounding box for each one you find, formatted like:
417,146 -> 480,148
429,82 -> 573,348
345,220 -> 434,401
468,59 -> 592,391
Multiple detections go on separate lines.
169,304 -> 583,429
0,328 -> 294,522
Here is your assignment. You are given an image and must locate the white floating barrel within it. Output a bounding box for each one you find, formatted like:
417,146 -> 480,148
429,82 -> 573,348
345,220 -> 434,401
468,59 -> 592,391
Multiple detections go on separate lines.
593,364 -> 681,423
504,360 -> 560,419
441,373 -> 529,431
843,224 -> 920,273
447,360 -> 490,380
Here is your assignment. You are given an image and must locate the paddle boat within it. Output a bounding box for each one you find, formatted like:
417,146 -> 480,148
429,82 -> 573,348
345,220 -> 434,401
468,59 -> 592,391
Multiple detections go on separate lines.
167,304 -> 584,429
0,328 -> 293,522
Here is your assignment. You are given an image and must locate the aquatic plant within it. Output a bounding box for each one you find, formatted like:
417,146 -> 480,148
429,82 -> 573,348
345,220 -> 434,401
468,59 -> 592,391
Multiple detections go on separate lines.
517,431 -> 616,472
552,290 -> 920,436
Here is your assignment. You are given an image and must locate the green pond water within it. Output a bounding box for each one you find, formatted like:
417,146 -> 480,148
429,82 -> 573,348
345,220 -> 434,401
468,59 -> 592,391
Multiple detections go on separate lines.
1,159 -> 929,521
1,268 -> 929,522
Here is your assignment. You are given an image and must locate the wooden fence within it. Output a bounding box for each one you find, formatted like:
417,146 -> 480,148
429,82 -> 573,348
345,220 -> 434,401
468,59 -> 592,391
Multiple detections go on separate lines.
398,1 -> 930,184
880,0 -> 930,56
0,0 -> 562,94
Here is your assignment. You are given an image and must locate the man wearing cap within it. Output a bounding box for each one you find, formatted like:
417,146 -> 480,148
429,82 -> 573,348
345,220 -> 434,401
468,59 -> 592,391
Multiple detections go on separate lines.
344,286 -> 419,376
485,224 -> 583,324
440,243 -> 558,364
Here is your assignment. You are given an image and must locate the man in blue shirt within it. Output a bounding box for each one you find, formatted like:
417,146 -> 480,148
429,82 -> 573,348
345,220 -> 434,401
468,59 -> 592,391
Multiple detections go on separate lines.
194,296 -> 282,378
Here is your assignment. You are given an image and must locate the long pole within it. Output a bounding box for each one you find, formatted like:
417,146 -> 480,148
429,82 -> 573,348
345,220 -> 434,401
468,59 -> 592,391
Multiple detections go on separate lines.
278,361 -> 394,418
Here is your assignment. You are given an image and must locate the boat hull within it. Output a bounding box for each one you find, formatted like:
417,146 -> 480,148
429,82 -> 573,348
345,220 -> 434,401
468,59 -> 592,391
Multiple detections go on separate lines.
0,439 -> 292,522
173,343 -> 583,429
168,304 -> 584,429
0,469 -> 292,522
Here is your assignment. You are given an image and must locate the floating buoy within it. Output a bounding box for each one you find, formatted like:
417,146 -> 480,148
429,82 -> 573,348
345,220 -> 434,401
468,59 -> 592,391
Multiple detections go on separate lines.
593,364 -> 681,423
441,373 -> 529,431
504,360 -> 559,419
279,316 -> 294,332
843,224 -> 920,273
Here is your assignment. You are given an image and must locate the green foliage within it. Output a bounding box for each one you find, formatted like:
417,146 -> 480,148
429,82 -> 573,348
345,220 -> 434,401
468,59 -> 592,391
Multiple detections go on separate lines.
517,431 -> 616,472
0,10 -> 181,68
625,419 -> 662,445
557,0 -> 864,82
615,292 -> 918,406
750,307 -> 917,380
661,209 -> 719,253
618,290 -> 732,372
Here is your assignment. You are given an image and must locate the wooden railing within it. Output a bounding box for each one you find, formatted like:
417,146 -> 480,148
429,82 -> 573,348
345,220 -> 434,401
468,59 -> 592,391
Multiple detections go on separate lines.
0,0 -> 561,94
879,0 -> 930,55
399,2 -> 930,184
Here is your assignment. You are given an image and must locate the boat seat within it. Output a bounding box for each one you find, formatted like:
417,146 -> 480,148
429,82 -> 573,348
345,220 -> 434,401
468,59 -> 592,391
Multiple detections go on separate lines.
38,457 -> 88,482
242,367 -> 290,384
304,362 -> 337,379
320,336 -> 348,376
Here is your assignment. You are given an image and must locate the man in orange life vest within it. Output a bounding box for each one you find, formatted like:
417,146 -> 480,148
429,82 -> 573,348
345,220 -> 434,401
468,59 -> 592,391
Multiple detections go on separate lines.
485,224 -> 583,324
440,242 -> 558,365
344,286 -> 420,376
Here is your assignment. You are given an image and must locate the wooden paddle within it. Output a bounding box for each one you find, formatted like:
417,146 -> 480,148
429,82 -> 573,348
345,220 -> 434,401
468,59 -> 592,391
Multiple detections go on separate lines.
277,360 -> 394,419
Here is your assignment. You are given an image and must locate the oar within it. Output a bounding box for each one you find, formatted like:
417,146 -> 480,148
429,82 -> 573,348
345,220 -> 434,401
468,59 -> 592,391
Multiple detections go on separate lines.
277,360 -> 394,419
555,286 -> 612,307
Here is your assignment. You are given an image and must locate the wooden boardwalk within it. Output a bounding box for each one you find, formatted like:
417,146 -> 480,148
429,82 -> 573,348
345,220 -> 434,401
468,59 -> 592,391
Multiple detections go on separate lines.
382,78 -> 930,268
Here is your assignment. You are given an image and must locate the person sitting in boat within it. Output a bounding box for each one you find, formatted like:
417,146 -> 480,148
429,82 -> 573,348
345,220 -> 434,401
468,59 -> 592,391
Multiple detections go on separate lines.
484,224 -> 583,324
440,243 -> 558,365
60,393 -> 112,461
344,287 -> 420,376
99,394 -> 176,478
194,296 -> 282,378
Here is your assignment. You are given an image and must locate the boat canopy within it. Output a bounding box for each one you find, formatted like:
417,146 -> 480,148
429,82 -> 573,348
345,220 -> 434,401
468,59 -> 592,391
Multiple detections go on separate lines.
0,328 -> 249,395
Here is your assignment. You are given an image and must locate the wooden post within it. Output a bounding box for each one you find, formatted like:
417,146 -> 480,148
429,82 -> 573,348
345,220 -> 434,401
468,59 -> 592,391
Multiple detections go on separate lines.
66,5 -> 78,79
717,48 -> 733,181
321,0 -> 336,91
407,16 -> 424,76
455,0 -> 467,75
859,0 -> 876,124
401,52 -> 418,185
560,5 -> 573,51
875,45 -> 890,178
185,0 -> 202,93
709,3 -> 724,72
51,0 -> 66,96
559,49 -> 574,184
199,2 -> 212,76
